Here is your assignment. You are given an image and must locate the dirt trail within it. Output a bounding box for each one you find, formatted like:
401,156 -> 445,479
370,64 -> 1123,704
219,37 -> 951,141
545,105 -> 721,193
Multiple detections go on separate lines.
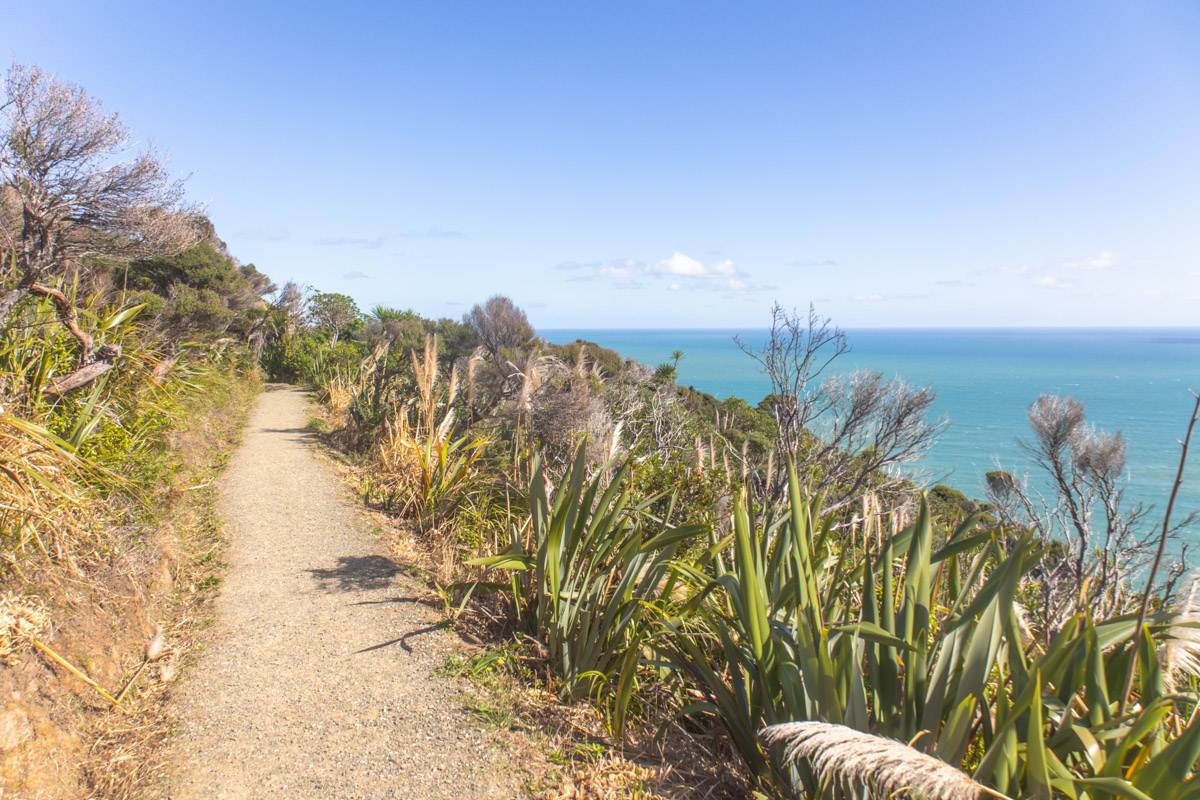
169,387 -> 517,799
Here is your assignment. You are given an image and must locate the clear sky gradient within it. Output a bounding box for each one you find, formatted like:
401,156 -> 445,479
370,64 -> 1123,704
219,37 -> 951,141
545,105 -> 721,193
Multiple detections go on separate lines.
6,2 -> 1199,327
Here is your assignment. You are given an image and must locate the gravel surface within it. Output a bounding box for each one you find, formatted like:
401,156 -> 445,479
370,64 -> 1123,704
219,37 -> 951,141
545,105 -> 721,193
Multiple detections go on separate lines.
168,387 -> 518,799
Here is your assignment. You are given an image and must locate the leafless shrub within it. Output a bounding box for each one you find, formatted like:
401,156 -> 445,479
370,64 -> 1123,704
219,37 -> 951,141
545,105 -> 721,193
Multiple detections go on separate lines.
463,294 -> 533,364
631,383 -> 693,463
738,304 -> 942,508
530,374 -> 617,470
987,393 -> 1195,632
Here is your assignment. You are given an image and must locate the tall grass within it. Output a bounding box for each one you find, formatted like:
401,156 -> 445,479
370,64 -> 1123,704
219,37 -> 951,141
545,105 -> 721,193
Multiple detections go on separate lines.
351,334 -> 493,536
0,412 -> 103,572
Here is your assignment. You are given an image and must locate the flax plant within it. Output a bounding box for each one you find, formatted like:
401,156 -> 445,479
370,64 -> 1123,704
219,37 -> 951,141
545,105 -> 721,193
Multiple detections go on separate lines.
471,443 -> 703,736
661,459 -> 1200,799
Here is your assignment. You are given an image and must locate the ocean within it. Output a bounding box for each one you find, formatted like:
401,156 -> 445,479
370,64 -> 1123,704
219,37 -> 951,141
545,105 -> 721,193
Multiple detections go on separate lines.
542,328 -> 1200,518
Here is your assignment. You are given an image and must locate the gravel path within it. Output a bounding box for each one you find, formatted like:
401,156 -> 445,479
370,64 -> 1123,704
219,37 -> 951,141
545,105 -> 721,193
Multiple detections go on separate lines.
169,387 -> 518,799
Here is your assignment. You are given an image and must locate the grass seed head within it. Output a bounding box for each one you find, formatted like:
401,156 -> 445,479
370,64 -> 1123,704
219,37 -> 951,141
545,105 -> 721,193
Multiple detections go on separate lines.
761,721 -> 989,800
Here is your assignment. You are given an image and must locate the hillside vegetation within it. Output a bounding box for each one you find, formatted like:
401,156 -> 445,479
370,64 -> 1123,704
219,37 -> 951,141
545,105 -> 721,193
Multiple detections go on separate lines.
273,287 -> 1200,799
0,65 -> 271,797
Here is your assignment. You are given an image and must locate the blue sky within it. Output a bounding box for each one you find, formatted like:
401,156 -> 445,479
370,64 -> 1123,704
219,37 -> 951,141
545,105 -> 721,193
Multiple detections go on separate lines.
6,2 -> 1199,327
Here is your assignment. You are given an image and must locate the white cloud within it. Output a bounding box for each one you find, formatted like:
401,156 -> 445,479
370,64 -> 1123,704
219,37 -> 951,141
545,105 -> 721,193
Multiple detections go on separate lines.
653,252 -> 738,279
853,292 -> 886,302
560,252 -> 760,293
652,252 -> 747,291
1034,275 -> 1072,289
557,259 -> 644,286
1066,250 -> 1118,270
599,261 -> 640,280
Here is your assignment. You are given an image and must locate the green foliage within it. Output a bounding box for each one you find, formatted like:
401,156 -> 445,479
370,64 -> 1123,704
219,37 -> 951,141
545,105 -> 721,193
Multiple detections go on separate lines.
471,445 -> 704,736
159,285 -> 235,335
308,292 -> 361,342
261,334 -> 366,384
2,287 -> 262,572
545,339 -> 626,377
654,461 -> 1200,798
125,241 -> 272,337
297,290 -> 1200,799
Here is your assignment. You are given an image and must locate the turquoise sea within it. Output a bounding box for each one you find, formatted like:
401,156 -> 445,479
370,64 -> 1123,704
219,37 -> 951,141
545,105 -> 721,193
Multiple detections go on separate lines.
542,328 -> 1200,518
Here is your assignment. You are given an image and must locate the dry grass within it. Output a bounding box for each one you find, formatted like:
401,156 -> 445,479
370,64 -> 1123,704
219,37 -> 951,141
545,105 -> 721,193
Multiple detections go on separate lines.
0,412 -> 107,576
460,651 -> 746,800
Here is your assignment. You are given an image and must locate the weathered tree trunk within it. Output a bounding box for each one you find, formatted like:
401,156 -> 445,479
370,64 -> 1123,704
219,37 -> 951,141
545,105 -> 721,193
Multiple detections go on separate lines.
42,345 -> 121,398
28,283 -> 93,366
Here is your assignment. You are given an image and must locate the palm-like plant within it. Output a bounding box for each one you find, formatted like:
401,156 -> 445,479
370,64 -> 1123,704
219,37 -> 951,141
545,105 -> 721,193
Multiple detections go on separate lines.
662,459 -> 1200,799
471,444 -> 703,735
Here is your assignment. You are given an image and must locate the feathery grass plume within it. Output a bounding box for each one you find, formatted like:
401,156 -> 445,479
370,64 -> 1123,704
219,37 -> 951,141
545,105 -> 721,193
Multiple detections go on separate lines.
410,332 -> 441,429
607,419 -> 624,463
1161,576 -> 1200,690
465,348 -> 482,413
761,722 -> 994,800
573,343 -> 587,376
508,345 -> 560,417
116,625 -> 168,704
1008,600 -> 1036,647
145,626 -> 166,662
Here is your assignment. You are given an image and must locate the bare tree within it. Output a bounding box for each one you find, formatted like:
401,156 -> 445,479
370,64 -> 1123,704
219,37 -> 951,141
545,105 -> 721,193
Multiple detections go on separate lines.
738,303 -> 941,508
0,64 -> 198,391
530,373 -> 617,471
986,394 -> 1195,632
463,295 -> 533,364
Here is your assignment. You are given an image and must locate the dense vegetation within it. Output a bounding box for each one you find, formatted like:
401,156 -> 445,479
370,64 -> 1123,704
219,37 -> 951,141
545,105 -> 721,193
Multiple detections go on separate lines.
0,64 -> 273,795
273,284 -> 1200,799
1,63 -> 275,574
